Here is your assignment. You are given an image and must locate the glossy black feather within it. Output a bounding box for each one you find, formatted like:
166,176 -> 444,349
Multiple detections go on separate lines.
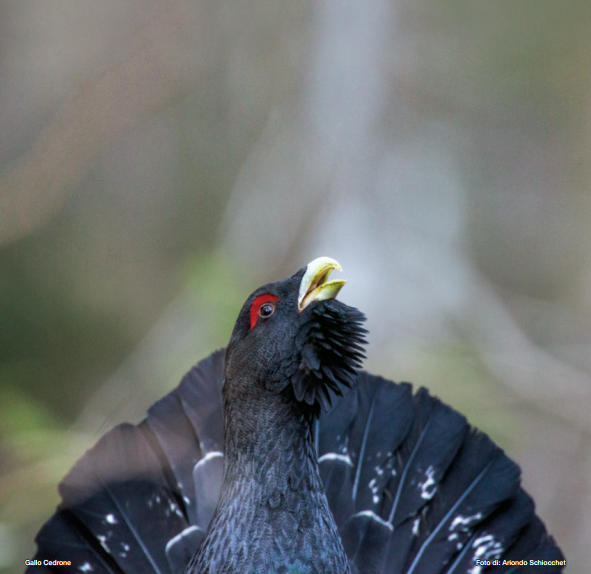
145,349 -> 225,528
32,510 -> 120,573
29,352 -> 226,574
316,373 -> 564,574
30,357 -> 564,573
445,490 -> 534,573
386,388 -> 467,527
496,517 -> 565,573
35,423 -> 186,573
291,300 -> 367,416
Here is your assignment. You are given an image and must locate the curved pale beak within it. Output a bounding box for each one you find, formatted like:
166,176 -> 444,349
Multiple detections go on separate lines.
298,256 -> 346,311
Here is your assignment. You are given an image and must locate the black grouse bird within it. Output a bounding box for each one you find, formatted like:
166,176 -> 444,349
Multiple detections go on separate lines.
28,257 -> 564,573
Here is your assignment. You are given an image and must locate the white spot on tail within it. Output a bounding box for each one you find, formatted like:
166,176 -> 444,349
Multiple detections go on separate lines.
472,533 -> 503,563
318,452 -> 353,466
97,535 -> 109,552
165,525 -> 201,555
418,465 -> 437,500
194,451 -> 224,472
449,512 -> 482,532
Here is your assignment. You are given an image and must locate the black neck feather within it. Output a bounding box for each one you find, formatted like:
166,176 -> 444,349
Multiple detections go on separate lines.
189,378 -> 351,573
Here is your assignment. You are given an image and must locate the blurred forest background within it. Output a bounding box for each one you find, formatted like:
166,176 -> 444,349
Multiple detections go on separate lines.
1,1 -> 590,572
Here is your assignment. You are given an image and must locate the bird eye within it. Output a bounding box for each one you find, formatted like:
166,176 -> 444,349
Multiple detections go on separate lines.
258,302 -> 275,319
249,293 -> 279,329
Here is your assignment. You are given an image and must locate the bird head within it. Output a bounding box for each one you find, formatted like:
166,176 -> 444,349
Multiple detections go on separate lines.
224,257 -> 367,415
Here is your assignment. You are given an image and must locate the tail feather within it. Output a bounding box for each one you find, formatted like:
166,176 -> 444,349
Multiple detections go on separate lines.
144,348 -> 225,527
402,449 -> 521,573
192,452 -> 223,532
341,511 -> 393,573
318,373 -> 416,517
498,517 -> 564,573
349,376 -> 415,513
445,491 -> 534,573
167,350 -> 225,456
318,455 -> 355,527
144,391 -> 203,527
164,525 -> 205,572
384,388 -> 467,529
318,372 -> 564,574
316,381 -> 359,456
57,423 -> 186,573
33,510 -> 122,573
29,350 -> 226,573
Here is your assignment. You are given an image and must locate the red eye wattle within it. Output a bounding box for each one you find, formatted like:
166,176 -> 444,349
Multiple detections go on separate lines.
249,294 -> 279,330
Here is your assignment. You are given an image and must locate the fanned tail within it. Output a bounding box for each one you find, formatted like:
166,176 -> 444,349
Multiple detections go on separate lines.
317,372 -> 565,574
29,350 -> 226,573
30,352 -> 564,574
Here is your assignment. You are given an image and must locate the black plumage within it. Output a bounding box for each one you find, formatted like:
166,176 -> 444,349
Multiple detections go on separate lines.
28,259 -> 565,573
